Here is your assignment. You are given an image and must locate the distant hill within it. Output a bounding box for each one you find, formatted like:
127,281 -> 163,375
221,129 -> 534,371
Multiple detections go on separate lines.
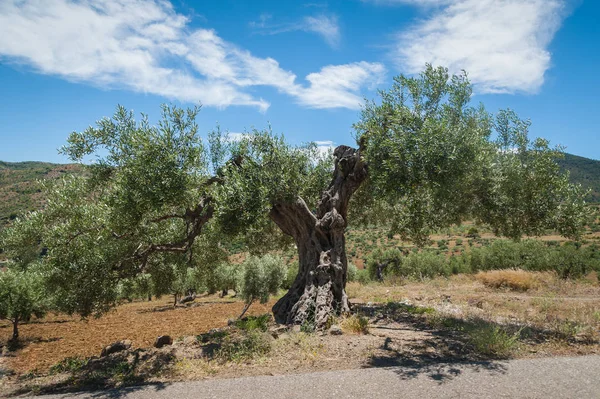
0,161 -> 82,226
556,153 -> 600,203
0,152 -> 599,227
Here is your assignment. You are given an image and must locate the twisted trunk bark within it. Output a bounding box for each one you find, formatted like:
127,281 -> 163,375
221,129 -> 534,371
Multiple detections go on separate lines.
271,146 -> 367,328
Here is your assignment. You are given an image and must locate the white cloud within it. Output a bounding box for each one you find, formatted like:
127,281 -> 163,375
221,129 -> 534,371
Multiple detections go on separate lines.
296,62 -> 386,109
389,0 -> 567,94
0,0 -> 382,111
313,140 -> 335,158
250,14 -> 340,48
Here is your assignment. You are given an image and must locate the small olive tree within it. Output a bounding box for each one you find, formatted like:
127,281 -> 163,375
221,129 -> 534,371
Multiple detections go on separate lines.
0,268 -> 47,340
237,255 -> 285,319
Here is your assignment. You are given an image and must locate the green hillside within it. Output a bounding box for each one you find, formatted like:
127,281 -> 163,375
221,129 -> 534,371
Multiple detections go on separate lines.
0,152 -> 598,227
0,161 -> 82,226
557,153 -> 600,203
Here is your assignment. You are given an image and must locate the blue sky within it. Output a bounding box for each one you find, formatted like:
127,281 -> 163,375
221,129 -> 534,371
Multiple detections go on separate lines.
0,0 -> 598,163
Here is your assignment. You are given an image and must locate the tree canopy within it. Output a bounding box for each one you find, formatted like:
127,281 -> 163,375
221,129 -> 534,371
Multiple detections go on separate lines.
354,65 -> 586,244
0,65 -> 587,326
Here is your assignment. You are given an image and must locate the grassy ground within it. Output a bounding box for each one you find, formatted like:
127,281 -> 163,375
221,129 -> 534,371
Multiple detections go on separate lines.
1,271 -> 598,396
347,272 -> 600,357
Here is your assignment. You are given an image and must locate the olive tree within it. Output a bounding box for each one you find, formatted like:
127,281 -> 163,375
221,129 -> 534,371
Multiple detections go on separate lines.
218,65 -> 585,328
0,66 -> 586,329
237,255 -> 285,319
1,105 -> 227,317
0,268 -> 46,340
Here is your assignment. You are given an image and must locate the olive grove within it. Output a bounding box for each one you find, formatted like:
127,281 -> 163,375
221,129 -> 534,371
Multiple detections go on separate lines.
0,65 -> 586,330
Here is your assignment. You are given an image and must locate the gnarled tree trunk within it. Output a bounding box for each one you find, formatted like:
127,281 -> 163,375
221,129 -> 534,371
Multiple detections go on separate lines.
271,146 -> 367,328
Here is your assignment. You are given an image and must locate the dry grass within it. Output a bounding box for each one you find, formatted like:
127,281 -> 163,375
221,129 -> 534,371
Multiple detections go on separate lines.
340,315 -> 369,334
347,273 -> 600,353
475,270 -> 555,291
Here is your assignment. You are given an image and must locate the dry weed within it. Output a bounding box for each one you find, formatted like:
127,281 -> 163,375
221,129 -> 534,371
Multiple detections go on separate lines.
475,270 -> 555,291
340,315 -> 369,334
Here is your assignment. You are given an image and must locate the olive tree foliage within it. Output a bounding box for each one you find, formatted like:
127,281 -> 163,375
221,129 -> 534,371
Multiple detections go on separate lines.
0,268 -> 47,340
353,65 -> 586,245
474,110 -> 586,240
1,105 -> 230,317
214,131 -> 332,250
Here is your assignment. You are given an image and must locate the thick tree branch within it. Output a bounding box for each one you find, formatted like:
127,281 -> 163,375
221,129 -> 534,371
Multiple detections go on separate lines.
269,198 -> 317,240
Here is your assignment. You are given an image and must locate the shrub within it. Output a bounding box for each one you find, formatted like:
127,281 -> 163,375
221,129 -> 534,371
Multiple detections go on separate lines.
400,251 -> 451,279
549,245 -> 600,278
346,262 -> 358,282
466,227 -> 480,238
356,268 -> 371,285
466,323 -> 520,358
449,254 -> 471,274
234,314 -> 271,332
217,331 -> 272,362
50,357 -> 88,374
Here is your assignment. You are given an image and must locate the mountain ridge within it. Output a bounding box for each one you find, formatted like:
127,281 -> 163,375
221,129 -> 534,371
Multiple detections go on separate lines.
1,153 -> 599,226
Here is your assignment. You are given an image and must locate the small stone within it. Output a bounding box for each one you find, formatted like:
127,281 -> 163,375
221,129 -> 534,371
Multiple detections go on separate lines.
291,325 -> 302,333
154,335 -> 173,348
100,340 -> 132,357
179,294 -> 196,304
329,325 -> 343,335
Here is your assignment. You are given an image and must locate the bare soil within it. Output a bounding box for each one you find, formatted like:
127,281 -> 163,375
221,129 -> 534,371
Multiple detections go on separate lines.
0,295 -> 273,374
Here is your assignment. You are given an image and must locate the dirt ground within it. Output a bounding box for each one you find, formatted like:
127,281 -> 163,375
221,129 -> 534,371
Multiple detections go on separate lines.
1,274 -> 599,396
0,296 -> 274,374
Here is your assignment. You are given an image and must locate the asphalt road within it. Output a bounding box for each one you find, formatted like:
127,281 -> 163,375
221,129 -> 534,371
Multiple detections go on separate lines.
32,355 -> 600,399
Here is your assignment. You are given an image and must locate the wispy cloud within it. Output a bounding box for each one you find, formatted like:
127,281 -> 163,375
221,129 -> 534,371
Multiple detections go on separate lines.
302,15 -> 341,47
250,14 -> 341,48
0,1 -> 381,111
370,0 -> 567,94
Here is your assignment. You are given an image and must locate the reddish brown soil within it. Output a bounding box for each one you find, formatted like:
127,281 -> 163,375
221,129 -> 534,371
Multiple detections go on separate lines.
0,296 -> 275,373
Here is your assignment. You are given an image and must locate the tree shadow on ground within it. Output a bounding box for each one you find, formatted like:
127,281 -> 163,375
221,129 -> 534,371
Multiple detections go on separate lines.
354,301 -> 577,383
1,335 -> 61,354
85,382 -> 169,399
6,348 -> 175,398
